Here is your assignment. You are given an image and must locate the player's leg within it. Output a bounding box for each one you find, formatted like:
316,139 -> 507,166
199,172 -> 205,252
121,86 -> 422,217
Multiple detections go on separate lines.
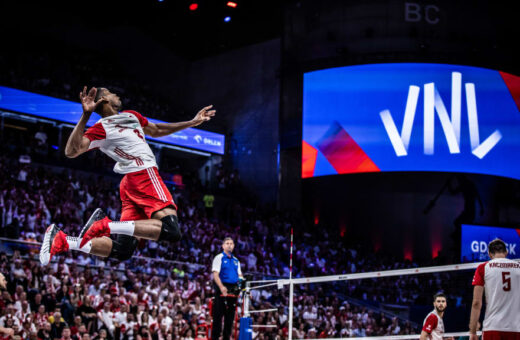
39,202 -> 144,265
80,167 -> 181,244
133,167 -> 181,243
80,207 -> 179,243
89,237 -> 113,257
73,205 -> 142,260
113,206 -> 179,241
67,234 -> 136,260
39,224 -> 113,265
128,166 -> 181,243
40,212 -> 175,265
101,202 -> 143,261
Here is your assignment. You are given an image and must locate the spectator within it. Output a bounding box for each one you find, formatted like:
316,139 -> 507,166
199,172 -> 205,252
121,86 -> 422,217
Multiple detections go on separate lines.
37,321 -> 52,340
50,312 -> 67,339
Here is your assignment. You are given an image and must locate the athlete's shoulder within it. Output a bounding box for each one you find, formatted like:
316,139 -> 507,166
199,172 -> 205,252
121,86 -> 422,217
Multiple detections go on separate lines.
426,311 -> 439,320
122,110 -> 149,127
84,122 -> 106,141
422,312 -> 438,332
472,261 -> 488,286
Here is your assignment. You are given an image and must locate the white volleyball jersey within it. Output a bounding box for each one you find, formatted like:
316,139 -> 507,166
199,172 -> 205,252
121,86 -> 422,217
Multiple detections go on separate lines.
83,110 -> 157,174
422,310 -> 444,340
472,258 -> 520,332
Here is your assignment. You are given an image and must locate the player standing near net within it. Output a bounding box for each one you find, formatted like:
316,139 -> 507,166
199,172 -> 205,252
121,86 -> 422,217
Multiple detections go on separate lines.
39,86 -> 215,265
469,238 -> 520,340
420,293 -> 446,340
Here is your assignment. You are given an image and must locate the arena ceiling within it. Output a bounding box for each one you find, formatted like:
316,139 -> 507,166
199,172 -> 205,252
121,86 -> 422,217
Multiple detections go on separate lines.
2,0 -> 283,60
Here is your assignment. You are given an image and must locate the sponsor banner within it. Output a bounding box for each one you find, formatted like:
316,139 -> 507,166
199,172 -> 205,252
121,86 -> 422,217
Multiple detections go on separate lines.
461,224 -> 520,262
302,63 -> 520,179
0,86 -> 224,154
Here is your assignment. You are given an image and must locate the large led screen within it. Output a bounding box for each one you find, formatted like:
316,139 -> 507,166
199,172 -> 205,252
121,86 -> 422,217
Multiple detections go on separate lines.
302,63 -> 520,179
0,86 -> 225,154
461,224 -> 520,262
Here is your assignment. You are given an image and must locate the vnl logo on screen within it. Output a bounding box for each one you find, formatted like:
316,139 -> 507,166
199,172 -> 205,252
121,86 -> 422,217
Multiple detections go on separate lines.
302,63 -> 520,179
461,224 -> 520,262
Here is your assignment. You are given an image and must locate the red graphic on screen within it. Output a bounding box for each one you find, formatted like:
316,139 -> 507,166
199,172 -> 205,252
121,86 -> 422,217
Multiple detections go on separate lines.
302,141 -> 318,178
316,121 -> 380,174
516,229 -> 520,238
500,71 -> 520,112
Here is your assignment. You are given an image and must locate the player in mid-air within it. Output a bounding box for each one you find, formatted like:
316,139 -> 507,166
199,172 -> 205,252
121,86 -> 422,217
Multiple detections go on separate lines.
39,86 -> 215,265
469,238 -> 520,340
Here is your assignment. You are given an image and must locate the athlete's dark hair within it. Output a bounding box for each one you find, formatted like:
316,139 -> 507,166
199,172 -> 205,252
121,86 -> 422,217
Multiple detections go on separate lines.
222,237 -> 233,244
433,292 -> 446,301
488,238 -> 507,255
94,87 -> 109,102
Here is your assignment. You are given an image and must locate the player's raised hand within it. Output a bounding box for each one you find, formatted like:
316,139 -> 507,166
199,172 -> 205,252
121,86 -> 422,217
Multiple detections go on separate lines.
79,86 -> 107,114
192,105 -> 216,126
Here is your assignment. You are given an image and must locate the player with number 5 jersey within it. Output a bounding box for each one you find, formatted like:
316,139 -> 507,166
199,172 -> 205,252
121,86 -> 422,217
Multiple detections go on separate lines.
469,238 -> 520,340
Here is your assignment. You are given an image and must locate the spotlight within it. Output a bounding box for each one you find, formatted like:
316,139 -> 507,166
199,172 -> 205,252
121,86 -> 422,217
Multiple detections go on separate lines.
227,1 -> 237,8
189,3 -> 198,10
224,16 -> 231,22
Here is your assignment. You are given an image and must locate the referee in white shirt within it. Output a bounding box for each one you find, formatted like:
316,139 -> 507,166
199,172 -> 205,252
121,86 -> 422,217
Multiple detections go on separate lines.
211,237 -> 243,340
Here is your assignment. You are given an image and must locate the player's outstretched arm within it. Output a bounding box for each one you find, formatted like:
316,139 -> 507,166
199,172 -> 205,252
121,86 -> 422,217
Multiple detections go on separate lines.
143,105 -> 215,137
65,86 -> 107,158
468,285 -> 483,340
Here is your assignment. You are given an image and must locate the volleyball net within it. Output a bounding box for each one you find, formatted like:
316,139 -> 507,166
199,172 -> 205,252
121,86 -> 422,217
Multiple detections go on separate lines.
240,261 -> 497,340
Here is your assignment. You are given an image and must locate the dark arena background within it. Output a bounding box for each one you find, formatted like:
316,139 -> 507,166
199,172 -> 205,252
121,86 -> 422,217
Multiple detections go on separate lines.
1,1 -> 519,339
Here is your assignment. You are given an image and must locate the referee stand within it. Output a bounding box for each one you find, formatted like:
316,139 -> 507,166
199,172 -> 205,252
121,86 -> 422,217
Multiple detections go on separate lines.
237,281 -> 278,340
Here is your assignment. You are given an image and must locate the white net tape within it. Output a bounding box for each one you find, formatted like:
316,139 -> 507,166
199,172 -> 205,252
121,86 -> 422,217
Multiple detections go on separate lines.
303,332 -> 481,340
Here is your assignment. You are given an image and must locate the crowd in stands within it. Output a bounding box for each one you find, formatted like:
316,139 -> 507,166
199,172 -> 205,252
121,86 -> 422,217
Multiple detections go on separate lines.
0,249 -> 422,340
0,147 -> 474,339
1,50 -> 473,338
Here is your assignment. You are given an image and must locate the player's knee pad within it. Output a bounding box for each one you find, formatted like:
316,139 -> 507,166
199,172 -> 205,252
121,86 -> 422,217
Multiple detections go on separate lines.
158,215 -> 181,243
109,235 -> 138,261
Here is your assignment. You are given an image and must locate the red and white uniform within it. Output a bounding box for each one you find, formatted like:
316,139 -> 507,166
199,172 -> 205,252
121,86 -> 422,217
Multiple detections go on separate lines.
422,310 -> 444,340
84,110 -> 156,174
472,258 -> 520,338
84,110 -> 176,219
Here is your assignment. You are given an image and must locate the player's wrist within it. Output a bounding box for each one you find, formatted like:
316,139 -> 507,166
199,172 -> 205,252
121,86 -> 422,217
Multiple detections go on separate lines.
190,118 -> 202,126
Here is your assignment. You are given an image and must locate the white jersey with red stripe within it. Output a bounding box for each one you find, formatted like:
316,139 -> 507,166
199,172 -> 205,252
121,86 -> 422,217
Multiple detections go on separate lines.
84,110 -> 157,174
422,310 -> 444,340
472,258 -> 520,332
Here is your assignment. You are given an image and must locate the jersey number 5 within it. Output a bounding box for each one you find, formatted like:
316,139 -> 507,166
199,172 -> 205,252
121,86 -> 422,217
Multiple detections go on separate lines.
502,271 -> 511,291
